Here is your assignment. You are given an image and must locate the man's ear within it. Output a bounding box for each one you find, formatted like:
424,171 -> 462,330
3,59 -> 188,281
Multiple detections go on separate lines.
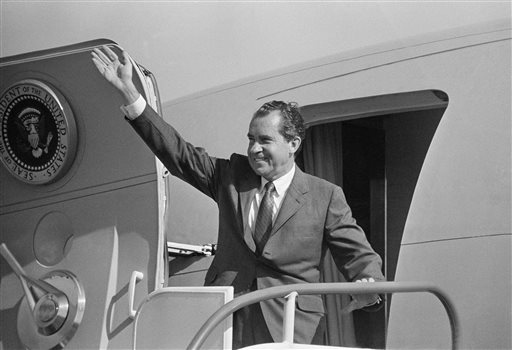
289,136 -> 302,154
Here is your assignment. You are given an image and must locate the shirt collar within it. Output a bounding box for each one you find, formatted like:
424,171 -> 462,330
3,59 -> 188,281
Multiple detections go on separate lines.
261,164 -> 296,197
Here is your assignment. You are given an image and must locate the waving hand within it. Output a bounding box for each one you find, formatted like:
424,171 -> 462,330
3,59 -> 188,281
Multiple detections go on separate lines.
91,45 -> 139,105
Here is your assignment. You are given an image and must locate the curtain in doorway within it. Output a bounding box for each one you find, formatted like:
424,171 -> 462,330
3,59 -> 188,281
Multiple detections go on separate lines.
301,122 -> 357,347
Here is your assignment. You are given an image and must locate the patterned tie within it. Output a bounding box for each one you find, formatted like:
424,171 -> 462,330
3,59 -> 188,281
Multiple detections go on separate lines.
254,182 -> 275,254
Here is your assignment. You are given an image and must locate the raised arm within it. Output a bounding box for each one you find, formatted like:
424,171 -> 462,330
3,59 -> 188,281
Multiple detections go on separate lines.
91,45 -> 219,200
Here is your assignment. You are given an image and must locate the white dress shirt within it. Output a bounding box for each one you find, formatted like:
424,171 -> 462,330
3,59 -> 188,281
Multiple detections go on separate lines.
248,165 -> 296,234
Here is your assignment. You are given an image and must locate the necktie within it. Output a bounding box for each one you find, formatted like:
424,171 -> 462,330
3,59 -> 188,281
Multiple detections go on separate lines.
254,182 -> 275,254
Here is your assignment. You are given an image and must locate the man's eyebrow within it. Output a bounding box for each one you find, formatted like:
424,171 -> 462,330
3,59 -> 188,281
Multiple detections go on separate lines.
247,132 -> 275,140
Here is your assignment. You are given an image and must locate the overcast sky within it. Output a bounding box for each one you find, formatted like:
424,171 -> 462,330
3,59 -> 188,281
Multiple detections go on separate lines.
1,1 -> 510,101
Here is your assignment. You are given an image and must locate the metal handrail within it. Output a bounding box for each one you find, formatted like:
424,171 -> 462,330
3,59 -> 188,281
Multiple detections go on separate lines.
187,281 -> 460,350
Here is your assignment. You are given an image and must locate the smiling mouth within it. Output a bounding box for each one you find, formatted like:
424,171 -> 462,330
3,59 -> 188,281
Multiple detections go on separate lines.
253,157 -> 267,163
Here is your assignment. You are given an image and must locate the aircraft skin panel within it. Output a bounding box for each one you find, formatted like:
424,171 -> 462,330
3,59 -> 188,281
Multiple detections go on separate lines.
0,181 -> 159,349
0,42 -> 165,349
0,39 -> 116,67
388,234 -> 512,349
166,19 -> 510,106
401,40 -> 511,244
0,173 -> 157,215
162,21 -> 511,247
0,45 -> 158,208
0,228 -> 117,349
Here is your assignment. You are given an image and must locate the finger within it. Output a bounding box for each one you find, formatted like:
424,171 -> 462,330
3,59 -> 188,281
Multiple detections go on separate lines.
368,277 -> 375,282
120,50 -> 132,66
102,45 -> 119,62
91,51 -> 105,65
91,55 -> 107,73
93,48 -> 113,66
341,299 -> 361,314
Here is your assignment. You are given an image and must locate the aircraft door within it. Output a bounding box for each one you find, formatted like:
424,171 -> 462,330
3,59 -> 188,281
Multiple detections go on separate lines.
0,40 -> 167,349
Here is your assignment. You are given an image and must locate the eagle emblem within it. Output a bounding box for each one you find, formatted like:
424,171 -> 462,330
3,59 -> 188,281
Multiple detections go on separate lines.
15,107 -> 54,159
0,80 -> 77,185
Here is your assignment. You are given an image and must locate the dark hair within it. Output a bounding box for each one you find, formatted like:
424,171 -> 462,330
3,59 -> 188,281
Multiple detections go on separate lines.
252,100 -> 306,143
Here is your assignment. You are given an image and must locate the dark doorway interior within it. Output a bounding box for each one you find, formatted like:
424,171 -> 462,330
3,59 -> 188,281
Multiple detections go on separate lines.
342,119 -> 386,349
297,104 -> 445,348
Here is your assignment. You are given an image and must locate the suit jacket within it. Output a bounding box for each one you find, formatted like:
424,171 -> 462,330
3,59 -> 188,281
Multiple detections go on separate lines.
128,105 -> 384,344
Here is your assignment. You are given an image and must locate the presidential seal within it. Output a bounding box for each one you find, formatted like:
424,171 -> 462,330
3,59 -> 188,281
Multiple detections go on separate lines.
0,80 -> 77,185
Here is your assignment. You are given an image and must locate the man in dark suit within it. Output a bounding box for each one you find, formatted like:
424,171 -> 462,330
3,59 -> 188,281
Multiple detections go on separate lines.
92,46 -> 385,348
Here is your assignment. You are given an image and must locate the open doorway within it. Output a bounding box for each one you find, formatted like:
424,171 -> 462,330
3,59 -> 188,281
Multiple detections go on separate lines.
297,90 -> 447,348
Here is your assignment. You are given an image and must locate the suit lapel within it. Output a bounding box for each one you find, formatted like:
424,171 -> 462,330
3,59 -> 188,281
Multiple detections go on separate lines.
271,167 -> 309,235
238,166 -> 310,251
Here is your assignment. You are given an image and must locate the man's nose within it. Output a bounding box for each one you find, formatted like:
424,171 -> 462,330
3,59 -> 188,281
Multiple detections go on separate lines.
250,142 -> 262,153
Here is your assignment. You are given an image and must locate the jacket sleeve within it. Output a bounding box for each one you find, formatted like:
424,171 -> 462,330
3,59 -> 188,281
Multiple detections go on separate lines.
126,104 -> 218,201
324,186 -> 385,283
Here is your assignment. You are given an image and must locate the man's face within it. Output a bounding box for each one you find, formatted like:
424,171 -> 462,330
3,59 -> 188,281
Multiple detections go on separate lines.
247,111 -> 300,181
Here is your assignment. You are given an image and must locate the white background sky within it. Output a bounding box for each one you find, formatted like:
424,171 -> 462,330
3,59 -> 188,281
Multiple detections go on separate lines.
1,1 -> 510,102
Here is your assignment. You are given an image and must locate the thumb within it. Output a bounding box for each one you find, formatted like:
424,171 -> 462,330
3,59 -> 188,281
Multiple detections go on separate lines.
120,50 -> 132,67
341,299 -> 364,314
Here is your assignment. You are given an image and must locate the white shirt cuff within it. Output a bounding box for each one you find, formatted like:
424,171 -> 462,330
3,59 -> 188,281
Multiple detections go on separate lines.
120,94 -> 146,120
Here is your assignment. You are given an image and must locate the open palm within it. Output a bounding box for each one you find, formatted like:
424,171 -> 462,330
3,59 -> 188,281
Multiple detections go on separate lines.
92,45 -> 133,92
